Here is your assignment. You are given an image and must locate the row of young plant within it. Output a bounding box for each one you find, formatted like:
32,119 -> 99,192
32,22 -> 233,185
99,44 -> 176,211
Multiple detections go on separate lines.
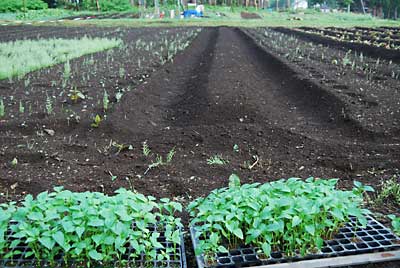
0,187 -> 183,267
243,28 -> 400,134
249,28 -> 400,81
188,175 -> 374,263
299,27 -> 400,50
0,28 -> 202,128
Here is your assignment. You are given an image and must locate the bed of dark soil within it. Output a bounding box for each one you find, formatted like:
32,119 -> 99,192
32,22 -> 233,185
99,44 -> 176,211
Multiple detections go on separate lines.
240,11 -> 261,19
0,25 -> 399,268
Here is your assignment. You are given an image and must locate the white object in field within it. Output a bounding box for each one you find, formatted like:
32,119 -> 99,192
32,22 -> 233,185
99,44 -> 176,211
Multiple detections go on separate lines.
196,4 -> 204,13
188,3 -> 196,8
292,0 -> 307,9
170,9 -> 175,18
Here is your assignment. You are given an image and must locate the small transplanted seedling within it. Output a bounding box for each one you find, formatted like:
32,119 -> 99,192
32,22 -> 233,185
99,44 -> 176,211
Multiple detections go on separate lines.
144,145 -> 177,175
142,141 -> 151,157
207,154 -> 228,165
103,90 -> 109,112
233,144 -> 239,153
62,60 -> 71,88
91,115 -> 102,128
108,171 -> 117,182
10,157 -> 18,167
45,95 -> 53,115
0,98 -> 4,117
69,87 -> 86,103
19,101 -> 24,113
112,141 -> 133,155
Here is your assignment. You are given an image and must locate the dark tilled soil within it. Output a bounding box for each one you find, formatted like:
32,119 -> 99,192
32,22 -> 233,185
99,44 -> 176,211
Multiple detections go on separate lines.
240,12 -> 262,19
0,26 -> 399,268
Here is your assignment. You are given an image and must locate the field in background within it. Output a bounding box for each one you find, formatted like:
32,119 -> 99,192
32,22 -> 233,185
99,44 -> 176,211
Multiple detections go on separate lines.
1,7 -> 400,27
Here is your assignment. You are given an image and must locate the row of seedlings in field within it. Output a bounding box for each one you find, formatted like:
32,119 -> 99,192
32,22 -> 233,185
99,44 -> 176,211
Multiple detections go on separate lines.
298,27 -> 400,50
134,28 -> 202,66
188,175 -> 400,267
0,187 -> 185,268
245,28 -> 400,85
0,28 -> 201,127
0,33 -> 123,122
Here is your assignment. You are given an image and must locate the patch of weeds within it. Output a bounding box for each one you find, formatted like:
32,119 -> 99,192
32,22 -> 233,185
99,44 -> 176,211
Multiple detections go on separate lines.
374,177 -> 400,206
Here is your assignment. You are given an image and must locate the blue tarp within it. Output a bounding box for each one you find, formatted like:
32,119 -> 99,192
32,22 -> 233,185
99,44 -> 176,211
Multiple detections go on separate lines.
183,10 -> 203,18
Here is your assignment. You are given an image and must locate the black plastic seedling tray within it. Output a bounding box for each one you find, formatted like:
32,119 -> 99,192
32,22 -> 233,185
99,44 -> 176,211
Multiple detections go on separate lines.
190,215 -> 400,268
1,223 -> 187,268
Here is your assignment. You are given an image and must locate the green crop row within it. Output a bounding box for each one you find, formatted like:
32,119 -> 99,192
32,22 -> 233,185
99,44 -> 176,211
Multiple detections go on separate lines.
0,187 -> 183,267
188,175 -> 373,261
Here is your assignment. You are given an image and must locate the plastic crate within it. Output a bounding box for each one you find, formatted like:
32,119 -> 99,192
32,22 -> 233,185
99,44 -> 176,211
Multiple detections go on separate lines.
190,215 -> 400,268
1,223 -> 187,268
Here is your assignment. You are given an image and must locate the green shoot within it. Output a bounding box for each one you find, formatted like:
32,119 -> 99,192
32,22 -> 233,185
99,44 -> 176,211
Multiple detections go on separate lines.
91,115 -> 102,128
207,155 -> 228,165
0,98 -> 4,117
142,141 -> 151,157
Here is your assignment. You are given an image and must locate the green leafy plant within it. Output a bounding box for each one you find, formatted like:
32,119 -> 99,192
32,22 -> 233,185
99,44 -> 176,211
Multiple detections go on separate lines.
188,175 -> 372,260
91,114 -> 102,128
0,187 -> 183,267
69,87 -> 86,103
206,154 -> 228,165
